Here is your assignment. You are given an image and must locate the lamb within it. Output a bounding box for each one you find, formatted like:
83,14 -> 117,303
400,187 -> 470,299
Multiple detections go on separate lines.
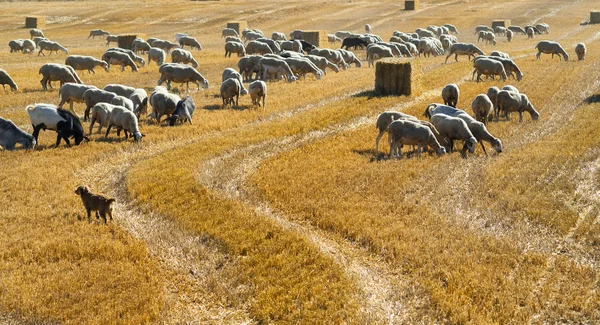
471,94 -> 493,125
495,90 -> 540,122
158,64 -> 209,91
430,114 -> 477,156
105,106 -> 143,142
506,30 -> 513,42
442,84 -> 459,107
178,36 -> 202,51
88,102 -> 115,134
30,29 -> 45,39
39,63 -> 82,91
445,43 -> 485,63
106,48 -> 146,67
328,34 -> 342,44
37,39 -> 68,56
222,68 -> 248,95
74,186 -> 116,224
222,28 -> 239,38
535,40 -> 568,61
104,84 -> 136,98
105,35 -> 119,47
101,50 -> 139,72
284,57 -> 323,80
171,48 -> 199,68
490,51 -> 509,58
535,23 -> 550,34
238,55 -> 263,81
21,39 -> 36,54
9,39 -> 24,53
575,43 -> 586,61
167,96 -> 195,126
256,38 -> 282,54
258,57 -> 297,82
220,78 -> 241,107
129,88 -> 149,118
0,69 -> 18,92
132,39 -> 151,54
425,104 -> 502,155
82,88 -> 118,120
305,55 -> 339,74
111,96 -> 134,111
65,55 -> 109,74
272,32 -> 287,41
225,41 -> 246,57
149,86 -> 181,124
472,58 -> 507,82
280,40 -> 302,53
246,40 -> 273,55
508,26 -> 527,35
148,47 -> 166,66
26,103 -> 88,147
387,120 -> 446,158
58,83 -> 98,114
366,45 -> 393,67
248,80 -> 267,109
151,39 -> 180,53
309,48 -> 349,70
526,27 -> 534,39
443,24 -> 459,34
88,29 -> 110,39
0,117 -> 36,150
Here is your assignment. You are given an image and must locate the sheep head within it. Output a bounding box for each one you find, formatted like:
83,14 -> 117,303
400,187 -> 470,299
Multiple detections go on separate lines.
492,138 -> 503,153
466,137 -> 477,153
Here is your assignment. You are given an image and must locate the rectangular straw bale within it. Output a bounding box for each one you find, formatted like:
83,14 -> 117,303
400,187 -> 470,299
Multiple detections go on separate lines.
591,12 -> 600,24
302,30 -> 328,47
405,0 -> 419,10
227,21 -> 248,35
491,20 -> 511,29
25,16 -> 45,29
117,35 -> 140,50
375,59 -> 411,96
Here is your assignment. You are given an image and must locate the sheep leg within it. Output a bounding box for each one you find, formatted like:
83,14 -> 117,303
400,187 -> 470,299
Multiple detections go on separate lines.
99,211 -> 107,224
89,117 -> 96,135
86,209 -> 92,223
32,124 -> 45,142
105,124 -> 113,138
55,132 -> 64,148
480,142 -> 489,157
417,144 -> 423,157
519,111 -> 523,122
375,131 -> 385,152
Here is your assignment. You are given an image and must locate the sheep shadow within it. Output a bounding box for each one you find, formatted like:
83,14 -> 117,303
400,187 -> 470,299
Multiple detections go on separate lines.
352,90 -> 378,99
202,104 -> 253,111
353,149 -> 389,162
585,94 -> 600,104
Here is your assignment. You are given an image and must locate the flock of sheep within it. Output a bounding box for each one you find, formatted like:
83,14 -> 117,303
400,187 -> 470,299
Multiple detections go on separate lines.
0,19 -> 587,154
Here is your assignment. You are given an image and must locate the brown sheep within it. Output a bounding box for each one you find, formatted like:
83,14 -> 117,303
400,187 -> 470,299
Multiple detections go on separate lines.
74,185 -> 116,224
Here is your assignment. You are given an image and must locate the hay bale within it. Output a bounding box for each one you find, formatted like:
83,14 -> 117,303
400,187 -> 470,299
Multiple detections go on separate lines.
25,16 -> 45,29
591,11 -> 600,24
375,59 -> 412,96
227,21 -> 248,35
302,30 -> 328,48
405,0 -> 419,10
491,20 -> 511,29
117,34 -> 145,50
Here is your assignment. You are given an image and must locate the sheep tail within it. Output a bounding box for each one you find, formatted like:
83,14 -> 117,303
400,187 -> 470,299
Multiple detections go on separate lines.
26,104 -> 35,112
424,103 -> 436,118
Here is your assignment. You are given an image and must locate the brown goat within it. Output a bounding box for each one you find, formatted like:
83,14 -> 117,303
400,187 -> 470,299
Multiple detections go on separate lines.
74,185 -> 116,224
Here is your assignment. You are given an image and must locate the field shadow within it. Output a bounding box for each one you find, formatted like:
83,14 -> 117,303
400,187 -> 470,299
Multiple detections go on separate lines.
352,90 -> 378,99
353,149 -> 387,162
585,94 -> 600,103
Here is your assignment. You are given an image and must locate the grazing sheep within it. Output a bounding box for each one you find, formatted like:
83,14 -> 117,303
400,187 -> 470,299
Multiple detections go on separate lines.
39,63 -> 82,91
222,68 -> 248,95
106,48 -> 146,67
74,186 -> 116,224
58,83 -> 98,114
502,85 -> 519,93
21,39 -> 36,54
30,29 -> 45,39
27,103 -> 88,147
258,57 -> 297,82
222,28 -> 239,38
238,55 -> 263,81
104,84 -> 136,98
129,88 -> 149,118
474,55 -> 523,80
280,51 -> 304,58
147,38 -> 159,46
430,114 -> 477,156
178,36 -> 202,51
105,106 -> 143,142
290,30 -> 303,40
535,23 -> 550,34
132,39 -> 151,54
387,120 -> 446,158
443,24 -> 459,34
474,25 -> 494,34
151,39 -> 180,53
65,55 -> 108,74
0,117 -> 36,150
471,94 -> 493,125
310,48 -> 348,70
487,86 -> 500,114
111,96 -> 134,111
272,32 -> 287,41
244,31 -> 263,43
366,45 -> 393,67
246,40 -> 273,55
415,28 -> 435,38
148,47 -> 166,66
526,27 -> 534,39
490,51 -> 509,58
0,69 -> 18,92
472,58 -> 507,82
38,40 -> 68,56
305,55 -> 339,74
149,86 -> 181,124
9,39 -> 24,53
32,37 -> 46,46
506,30 -> 513,42
482,32 -> 497,45
508,26 -> 527,35
524,25 -> 541,35
445,43 -> 485,63
158,64 -> 209,91
337,49 -> 362,68
88,102 -> 115,135
88,29 -> 110,39
279,40 -> 300,53
225,36 -> 243,44
225,41 -> 246,57
101,50 -> 138,72
248,80 -> 267,109
494,26 -> 507,36
495,90 -> 539,122
256,38 -> 282,54
376,111 -> 417,153
535,40 -> 568,61
328,34 -> 342,44
575,43 -> 586,61
220,77 -> 240,108
284,57 -> 323,80
105,35 -> 119,47
83,88 -> 118,120
171,48 -> 199,68
167,96 -> 195,126
442,84 -> 460,107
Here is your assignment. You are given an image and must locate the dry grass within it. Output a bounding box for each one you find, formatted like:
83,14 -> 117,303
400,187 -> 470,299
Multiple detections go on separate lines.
1,0 -> 600,323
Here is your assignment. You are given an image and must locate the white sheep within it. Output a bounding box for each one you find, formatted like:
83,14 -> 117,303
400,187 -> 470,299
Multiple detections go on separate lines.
336,49 -> 362,68
89,102 -> 115,134
246,41 -> 273,55
430,114 -> 477,156
65,55 -> 108,74
526,27 -> 534,39
83,88 -> 118,121
575,43 -> 586,61
38,40 -> 68,56
305,55 -> 339,74
280,40 -> 302,53
443,24 -> 459,34
502,85 -> 519,93
9,39 -> 24,53
168,96 -> 195,126
238,55 -> 263,81
132,39 -> 151,54
258,57 -> 297,82
248,80 -> 267,109
171,48 -> 199,68
158,64 -> 209,91
506,30 -> 513,42
148,47 -> 166,66
366,45 -> 393,67
445,43 -> 485,63
495,90 -> 539,122
178,36 -> 202,51
21,39 -> 36,54
387,119 -> 446,158
222,28 -> 239,38
129,88 -> 149,118
111,96 -> 134,111
222,68 -> 248,95
290,30 -> 303,40
220,78 -> 241,107
149,86 -> 181,124
310,48 -> 349,70
490,51 -> 509,58
441,84 -> 459,107
535,40 -> 568,61
471,94 -> 493,125
107,48 -> 146,67
272,32 -> 287,41
535,23 -> 550,34
101,50 -> 138,72
88,29 -> 110,39
225,41 -> 246,57
0,117 -> 36,150
104,84 -> 136,97
472,58 -> 507,82
283,57 -> 323,80
105,35 -> 119,47
0,69 -> 18,92
58,83 -> 98,115
30,29 -> 45,39
105,106 -> 143,142
39,63 -> 82,90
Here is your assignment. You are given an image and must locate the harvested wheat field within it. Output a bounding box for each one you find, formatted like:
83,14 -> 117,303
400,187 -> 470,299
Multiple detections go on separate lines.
0,0 -> 599,323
